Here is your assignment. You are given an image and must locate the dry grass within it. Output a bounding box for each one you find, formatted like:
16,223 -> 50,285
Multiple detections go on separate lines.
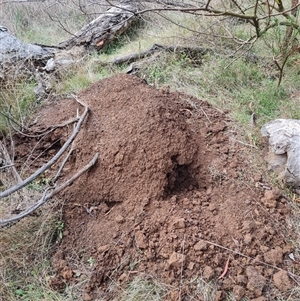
0,0 -> 109,45
0,198 -> 64,301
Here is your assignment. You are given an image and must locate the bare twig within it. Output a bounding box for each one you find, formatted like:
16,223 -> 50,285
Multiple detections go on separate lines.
0,142 -> 22,183
201,239 -> 300,282
0,98 -> 89,199
0,164 -> 14,170
52,147 -> 75,183
0,153 -> 99,226
178,234 -> 186,301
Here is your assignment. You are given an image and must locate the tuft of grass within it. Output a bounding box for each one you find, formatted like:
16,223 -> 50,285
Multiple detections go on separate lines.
0,80 -> 37,134
0,204 -> 65,301
119,276 -> 169,301
55,54 -> 116,95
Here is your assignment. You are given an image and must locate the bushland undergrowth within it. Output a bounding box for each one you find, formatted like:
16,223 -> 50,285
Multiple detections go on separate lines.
1,1 -> 300,300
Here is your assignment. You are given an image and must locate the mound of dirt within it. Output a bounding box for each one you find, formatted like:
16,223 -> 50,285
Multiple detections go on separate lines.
13,74 -> 298,300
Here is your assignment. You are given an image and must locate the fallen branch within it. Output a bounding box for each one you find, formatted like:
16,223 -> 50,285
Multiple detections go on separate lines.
0,97 -> 89,199
0,153 -> 99,226
111,43 -> 211,65
52,147 -> 75,184
58,2 -> 141,50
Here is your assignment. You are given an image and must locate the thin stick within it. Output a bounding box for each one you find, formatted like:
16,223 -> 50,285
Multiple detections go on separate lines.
201,239 -> 300,282
0,142 -> 22,183
0,164 -> 14,170
230,137 -> 258,149
0,153 -> 99,226
178,234 -> 186,301
52,147 -> 75,183
0,98 -> 89,199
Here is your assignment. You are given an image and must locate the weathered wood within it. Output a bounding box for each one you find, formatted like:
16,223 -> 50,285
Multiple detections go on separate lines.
261,119 -> 300,188
0,26 -> 55,64
111,43 -> 211,65
0,26 -> 56,82
58,2 -> 141,50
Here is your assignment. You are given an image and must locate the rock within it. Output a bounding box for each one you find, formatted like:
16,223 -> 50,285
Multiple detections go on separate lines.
215,291 -> 223,301
60,266 -> 73,280
135,231 -> 148,249
203,265 -> 214,280
236,274 -> 247,285
244,234 -> 252,245
170,217 -> 185,229
261,190 -> 277,208
261,119 -> 300,188
194,240 -> 208,251
187,261 -> 195,270
97,245 -> 109,253
167,251 -> 185,268
115,214 -> 125,223
233,285 -> 245,301
246,266 -> 266,297
263,247 -> 283,265
118,272 -> 128,282
273,270 -> 292,291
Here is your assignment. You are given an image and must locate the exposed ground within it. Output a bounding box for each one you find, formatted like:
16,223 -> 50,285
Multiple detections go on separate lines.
11,74 -> 299,300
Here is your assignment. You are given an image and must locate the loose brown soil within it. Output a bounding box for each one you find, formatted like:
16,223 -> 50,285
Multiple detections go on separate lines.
12,74 -> 299,300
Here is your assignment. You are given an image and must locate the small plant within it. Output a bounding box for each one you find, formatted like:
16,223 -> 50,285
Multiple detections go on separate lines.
87,257 -> 94,267
56,221 -> 64,240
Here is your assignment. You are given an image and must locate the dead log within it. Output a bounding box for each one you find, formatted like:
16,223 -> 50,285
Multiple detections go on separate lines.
0,26 -> 56,82
58,1 -> 142,50
0,26 -> 56,64
111,43 -> 212,65
261,119 -> 300,189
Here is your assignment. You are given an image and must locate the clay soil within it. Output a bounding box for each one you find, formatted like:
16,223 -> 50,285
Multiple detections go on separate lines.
12,74 -> 299,300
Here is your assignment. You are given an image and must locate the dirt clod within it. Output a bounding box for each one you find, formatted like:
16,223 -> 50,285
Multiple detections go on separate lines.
273,270 -> 293,291
246,266 -> 266,297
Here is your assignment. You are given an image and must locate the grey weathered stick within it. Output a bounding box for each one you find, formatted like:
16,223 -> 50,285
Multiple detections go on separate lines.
0,142 -> 22,183
0,153 -> 99,226
0,98 -> 89,199
52,147 -> 75,183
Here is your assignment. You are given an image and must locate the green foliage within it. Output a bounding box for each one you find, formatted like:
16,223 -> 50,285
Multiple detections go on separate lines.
56,221 -> 64,240
56,62 -> 112,95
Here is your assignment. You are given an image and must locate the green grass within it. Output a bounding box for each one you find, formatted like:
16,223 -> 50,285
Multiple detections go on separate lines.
55,56 -> 115,95
0,80 -> 37,133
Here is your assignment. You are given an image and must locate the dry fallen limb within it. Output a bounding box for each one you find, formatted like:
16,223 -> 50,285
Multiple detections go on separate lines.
0,153 -> 99,227
52,147 -> 75,184
58,2 -> 141,50
6,111 -> 79,139
0,98 -> 89,199
111,43 -> 211,65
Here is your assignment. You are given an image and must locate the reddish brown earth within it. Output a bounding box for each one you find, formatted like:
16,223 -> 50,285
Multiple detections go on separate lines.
13,74 -> 299,300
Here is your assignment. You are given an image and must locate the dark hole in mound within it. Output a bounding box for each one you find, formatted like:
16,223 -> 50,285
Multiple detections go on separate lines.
105,200 -> 118,208
165,156 -> 199,195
